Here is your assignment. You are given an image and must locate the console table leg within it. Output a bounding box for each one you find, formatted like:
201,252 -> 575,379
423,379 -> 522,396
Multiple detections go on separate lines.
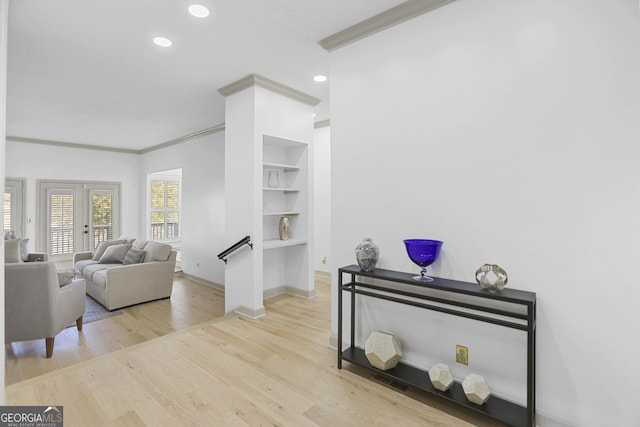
350,273 -> 355,349
337,271 -> 343,369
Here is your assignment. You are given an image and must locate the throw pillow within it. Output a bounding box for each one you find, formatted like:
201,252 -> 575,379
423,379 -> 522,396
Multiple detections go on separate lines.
98,244 -> 132,264
4,230 -> 15,240
123,248 -> 146,265
143,241 -> 172,262
4,239 -> 22,263
19,238 -> 29,262
132,239 -> 148,250
92,239 -> 126,261
57,269 -> 77,286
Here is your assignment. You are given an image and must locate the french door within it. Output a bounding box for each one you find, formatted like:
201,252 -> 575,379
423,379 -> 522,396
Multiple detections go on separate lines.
4,178 -> 25,237
37,181 -> 121,259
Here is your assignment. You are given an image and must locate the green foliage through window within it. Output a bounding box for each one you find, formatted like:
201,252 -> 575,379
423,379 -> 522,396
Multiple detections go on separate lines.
150,178 -> 180,240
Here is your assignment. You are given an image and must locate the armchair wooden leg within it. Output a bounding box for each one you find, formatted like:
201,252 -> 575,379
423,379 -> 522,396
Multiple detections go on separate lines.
76,316 -> 83,331
45,337 -> 54,358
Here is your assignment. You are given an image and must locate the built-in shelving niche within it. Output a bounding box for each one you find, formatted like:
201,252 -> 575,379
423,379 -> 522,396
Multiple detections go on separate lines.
262,135 -> 309,293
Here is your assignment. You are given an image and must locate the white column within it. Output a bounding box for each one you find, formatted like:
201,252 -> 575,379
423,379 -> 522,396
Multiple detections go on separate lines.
220,75 -> 317,317
222,86 -> 264,318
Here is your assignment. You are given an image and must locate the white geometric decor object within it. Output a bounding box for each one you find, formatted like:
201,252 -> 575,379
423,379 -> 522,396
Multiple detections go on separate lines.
428,363 -> 454,392
364,330 -> 402,371
462,373 -> 491,405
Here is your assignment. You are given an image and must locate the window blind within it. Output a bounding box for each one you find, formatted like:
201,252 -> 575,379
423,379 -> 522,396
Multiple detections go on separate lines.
49,193 -> 75,255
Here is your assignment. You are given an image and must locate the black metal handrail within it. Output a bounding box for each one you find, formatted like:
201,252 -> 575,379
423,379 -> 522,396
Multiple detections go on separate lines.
217,235 -> 253,264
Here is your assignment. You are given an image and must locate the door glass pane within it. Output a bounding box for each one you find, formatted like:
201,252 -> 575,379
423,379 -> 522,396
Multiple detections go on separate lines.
92,193 -> 113,250
49,193 -> 75,256
3,191 -> 13,233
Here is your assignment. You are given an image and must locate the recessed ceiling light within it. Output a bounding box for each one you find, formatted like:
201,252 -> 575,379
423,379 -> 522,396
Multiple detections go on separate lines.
313,75 -> 328,83
153,37 -> 172,47
188,4 -> 210,18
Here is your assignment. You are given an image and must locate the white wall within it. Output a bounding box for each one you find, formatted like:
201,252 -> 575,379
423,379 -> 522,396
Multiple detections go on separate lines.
0,0 -> 9,405
4,131 -> 225,285
330,1 -> 640,426
5,141 -> 141,250
313,125 -> 331,273
140,131 -> 225,285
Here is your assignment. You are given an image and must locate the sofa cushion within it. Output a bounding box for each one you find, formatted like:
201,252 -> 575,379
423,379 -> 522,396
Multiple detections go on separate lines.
82,263 -> 112,282
92,270 -> 108,289
92,239 -> 126,261
98,244 -> 132,264
75,259 -> 97,274
5,239 -> 22,263
143,241 -> 172,262
124,248 -> 146,265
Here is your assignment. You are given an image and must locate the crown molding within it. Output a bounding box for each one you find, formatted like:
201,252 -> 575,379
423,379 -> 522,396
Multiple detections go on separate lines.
314,119 -> 330,129
141,123 -> 226,154
7,123 -> 227,155
318,0 -> 456,52
218,73 -> 320,106
7,118 -> 332,155
6,135 -> 141,154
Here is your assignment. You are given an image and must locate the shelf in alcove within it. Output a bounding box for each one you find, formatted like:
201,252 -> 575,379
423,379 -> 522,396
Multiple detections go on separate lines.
263,162 -> 300,172
263,187 -> 299,193
263,211 -> 300,216
263,239 -> 307,249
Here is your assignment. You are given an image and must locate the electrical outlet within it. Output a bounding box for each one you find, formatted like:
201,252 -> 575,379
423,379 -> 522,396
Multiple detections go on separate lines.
456,345 -> 468,365
196,262 -> 200,268
321,256 -> 327,265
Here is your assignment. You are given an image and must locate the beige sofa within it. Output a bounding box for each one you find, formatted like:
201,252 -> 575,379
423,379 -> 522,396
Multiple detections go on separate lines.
73,238 -> 176,310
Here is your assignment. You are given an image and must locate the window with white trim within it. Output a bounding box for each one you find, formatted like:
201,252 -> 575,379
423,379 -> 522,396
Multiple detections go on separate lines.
149,170 -> 182,241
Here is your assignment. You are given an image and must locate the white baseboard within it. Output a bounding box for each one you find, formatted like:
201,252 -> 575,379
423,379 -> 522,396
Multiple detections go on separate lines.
179,272 -> 225,292
328,333 -> 338,350
314,270 -> 332,278
180,272 -> 317,301
234,305 -> 266,319
534,412 -> 573,427
263,285 -> 317,300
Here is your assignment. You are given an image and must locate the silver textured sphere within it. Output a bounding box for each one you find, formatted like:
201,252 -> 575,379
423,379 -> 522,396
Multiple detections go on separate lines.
475,264 -> 508,293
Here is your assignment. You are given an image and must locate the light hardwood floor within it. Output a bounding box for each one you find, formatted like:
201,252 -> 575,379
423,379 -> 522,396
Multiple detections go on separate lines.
5,276 -> 225,385
6,275 -> 502,426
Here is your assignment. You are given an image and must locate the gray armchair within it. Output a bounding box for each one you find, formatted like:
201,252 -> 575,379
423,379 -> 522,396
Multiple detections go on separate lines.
5,262 -> 85,358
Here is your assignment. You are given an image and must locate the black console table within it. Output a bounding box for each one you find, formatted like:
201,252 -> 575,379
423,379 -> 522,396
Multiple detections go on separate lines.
337,265 -> 536,427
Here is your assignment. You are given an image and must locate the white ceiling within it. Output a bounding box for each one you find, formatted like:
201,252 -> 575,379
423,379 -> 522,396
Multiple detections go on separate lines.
6,0 -> 404,151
